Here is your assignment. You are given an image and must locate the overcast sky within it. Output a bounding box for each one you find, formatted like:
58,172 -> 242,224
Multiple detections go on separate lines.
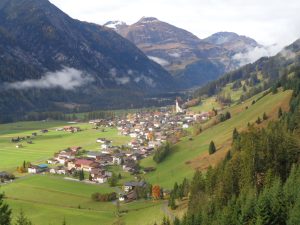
49,0 -> 300,47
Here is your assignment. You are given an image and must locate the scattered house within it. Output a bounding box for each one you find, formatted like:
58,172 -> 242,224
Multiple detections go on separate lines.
28,164 -> 48,174
40,129 -> 48,133
182,124 -> 189,129
16,144 -> 23,148
50,166 -> 66,175
86,151 -> 104,159
124,181 -> 146,192
47,158 -> 58,165
63,126 -> 81,133
70,146 -> 82,152
32,132 -> 37,137
112,153 -> 124,165
101,142 -> 112,150
68,159 -> 100,172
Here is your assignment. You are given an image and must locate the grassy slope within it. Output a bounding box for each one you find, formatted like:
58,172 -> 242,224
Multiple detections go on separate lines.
1,175 -> 164,225
189,97 -> 221,112
141,90 -> 292,188
0,122 -> 130,171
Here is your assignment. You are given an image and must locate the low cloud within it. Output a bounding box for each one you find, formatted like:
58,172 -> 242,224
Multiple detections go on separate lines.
5,67 -> 94,90
233,44 -> 283,66
279,48 -> 297,60
134,75 -> 156,87
148,56 -> 170,66
109,68 -> 131,85
168,52 -> 181,58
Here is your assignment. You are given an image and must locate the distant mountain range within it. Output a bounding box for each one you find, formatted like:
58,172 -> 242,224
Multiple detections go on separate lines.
104,17 -> 262,88
0,0 -> 177,116
195,38 -> 300,98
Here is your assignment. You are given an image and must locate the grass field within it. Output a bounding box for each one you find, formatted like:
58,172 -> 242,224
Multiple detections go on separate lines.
189,97 -> 221,113
0,122 -> 130,171
140,90 -> 292,188
0,175 -> 164,225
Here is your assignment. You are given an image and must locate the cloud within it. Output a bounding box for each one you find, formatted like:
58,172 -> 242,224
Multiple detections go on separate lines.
5,67 -> 94,90
232,44 -> 283,66
109,68 -> 131,85
134,75 -> 156,87
148,56 -> 170,66
168,52 -> 181,58
279,48 -> 297,60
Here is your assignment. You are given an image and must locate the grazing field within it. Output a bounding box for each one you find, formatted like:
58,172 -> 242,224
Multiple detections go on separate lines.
141,90 -> 292,188
0,122 -> 130,171
189,97 -> 221,113
0,175 -> 164,225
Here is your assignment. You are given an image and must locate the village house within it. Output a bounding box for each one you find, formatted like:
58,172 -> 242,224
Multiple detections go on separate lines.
112,153 -> 124,165
49,166 -> 66,175
28,164 -> 48,174
68,159 -> 100,172
124,181 -> 146,192
63,126 -> 81,133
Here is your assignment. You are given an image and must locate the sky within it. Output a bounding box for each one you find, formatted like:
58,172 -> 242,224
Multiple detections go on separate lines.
49,0 -> 300,47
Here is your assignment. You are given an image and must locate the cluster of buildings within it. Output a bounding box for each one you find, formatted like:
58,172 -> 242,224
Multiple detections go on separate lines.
27,101 -> 214,186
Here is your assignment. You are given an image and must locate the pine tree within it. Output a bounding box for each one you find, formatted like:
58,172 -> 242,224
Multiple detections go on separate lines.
278,107 -> 283,118
232,128 -> 239,141
168,194 -> 176,210
0,193 -> 11,225
79,169 -> 84,181
209,141 -> 216,155
15,210 -> 33,225
256,117 -> 261,124
263,112 -> 268,120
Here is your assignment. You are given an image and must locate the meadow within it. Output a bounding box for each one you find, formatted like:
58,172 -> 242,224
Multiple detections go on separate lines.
140,90 -> 292,188
0,122 -> 130,172
1,175 -> 164,225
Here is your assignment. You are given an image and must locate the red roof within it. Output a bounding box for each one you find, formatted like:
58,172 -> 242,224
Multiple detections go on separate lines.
75,159 -> 94,166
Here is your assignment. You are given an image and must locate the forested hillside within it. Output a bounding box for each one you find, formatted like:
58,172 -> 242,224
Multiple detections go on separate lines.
159,68 -> 300,225
194,39 -> 300,102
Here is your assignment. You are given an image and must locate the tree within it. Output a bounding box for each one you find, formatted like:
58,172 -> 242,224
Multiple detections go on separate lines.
15,210 -> 33,225
232,128 -> 239,142
168,194 -> 176,210
62,218 -> 67,225
263,112 -> 268,120
278,107 -> 283,118
256,117 -> 261,124
152,185 -> 161,200
209,141 -> 216,155
0,193 -> 11,225
79,169 -> 84,181
108,173 -> 118,187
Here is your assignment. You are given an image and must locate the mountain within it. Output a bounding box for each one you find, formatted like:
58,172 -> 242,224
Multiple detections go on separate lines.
103,20 -> 128,30
0,0 -> 177,116
105,17 -> 261,88
195,38 -> 300,98
204,31 -> 261,53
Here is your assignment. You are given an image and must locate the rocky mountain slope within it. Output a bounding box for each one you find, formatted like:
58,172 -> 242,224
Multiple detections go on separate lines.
105,17 -> 262,88
0,0 -> 177,116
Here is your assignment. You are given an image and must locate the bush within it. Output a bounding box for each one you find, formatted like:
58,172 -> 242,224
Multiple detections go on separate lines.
91,192 -> 117,202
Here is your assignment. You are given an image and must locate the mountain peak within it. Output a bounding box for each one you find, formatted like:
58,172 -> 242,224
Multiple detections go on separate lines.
138,17 -> 160,24
104,20 -> 127,30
